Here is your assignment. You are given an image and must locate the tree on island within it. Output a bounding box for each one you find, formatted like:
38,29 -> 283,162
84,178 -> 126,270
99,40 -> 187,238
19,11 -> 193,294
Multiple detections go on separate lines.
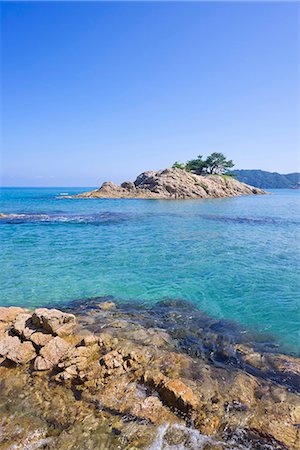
205,152 -> 234,174
172,161 -> 186,170
172,152 -> 234,175
186,155 -> 207,175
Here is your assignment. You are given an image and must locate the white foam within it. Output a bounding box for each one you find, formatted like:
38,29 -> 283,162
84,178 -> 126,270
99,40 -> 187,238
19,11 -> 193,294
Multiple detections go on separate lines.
148,423 -> 216,450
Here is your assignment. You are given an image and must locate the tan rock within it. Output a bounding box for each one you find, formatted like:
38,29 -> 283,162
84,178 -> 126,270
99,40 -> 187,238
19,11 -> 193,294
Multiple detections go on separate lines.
30,332 -> 53,348
0,307 -> 28,324
32,308 -> 76,336
131,396 -> 175,425
160,378 -> 200,413
12,313 -> 36,340
34,337 -> 71,371
58,343 -> 100,373
143,370 -> 199,414
100,350 -> 123,370
0,335 -> 36,364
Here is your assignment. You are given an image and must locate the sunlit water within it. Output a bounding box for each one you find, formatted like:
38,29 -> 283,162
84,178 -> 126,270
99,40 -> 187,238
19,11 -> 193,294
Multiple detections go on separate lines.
0,187 -> 299,355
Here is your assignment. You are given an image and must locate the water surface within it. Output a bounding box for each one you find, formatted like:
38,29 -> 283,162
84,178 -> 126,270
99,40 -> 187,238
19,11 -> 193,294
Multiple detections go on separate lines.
0,187 -> 299,355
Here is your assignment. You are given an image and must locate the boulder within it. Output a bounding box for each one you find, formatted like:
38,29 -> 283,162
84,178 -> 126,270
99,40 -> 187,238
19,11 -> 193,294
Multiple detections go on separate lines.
12,313 -> 36,340
0,335 -> 36,364
120,181 -> 135,190
32,308 -> 76,337
0,307 -> 28,324
143,371 -> 200,414
159,378 -> 200,413
30,332 -> 53,348
34,337 -> 71,371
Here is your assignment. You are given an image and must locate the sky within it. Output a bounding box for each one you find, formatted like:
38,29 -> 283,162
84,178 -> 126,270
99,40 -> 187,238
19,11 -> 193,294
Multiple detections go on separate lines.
1,1 -> 299,186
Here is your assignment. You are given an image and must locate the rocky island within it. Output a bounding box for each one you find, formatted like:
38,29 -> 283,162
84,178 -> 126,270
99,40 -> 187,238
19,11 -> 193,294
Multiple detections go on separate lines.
65,168 -> 266,199
0,300 -> 299,449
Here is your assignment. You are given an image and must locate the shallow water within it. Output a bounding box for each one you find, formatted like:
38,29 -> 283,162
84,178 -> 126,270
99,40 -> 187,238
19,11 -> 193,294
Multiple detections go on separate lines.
0,187 -> 299,355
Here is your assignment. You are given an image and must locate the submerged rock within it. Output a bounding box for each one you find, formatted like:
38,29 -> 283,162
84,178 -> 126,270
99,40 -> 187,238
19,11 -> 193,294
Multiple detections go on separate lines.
67,167 -> 266,199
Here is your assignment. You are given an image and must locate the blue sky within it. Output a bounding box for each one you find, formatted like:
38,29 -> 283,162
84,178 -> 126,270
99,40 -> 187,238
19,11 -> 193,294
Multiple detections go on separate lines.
1,1 -> 299,186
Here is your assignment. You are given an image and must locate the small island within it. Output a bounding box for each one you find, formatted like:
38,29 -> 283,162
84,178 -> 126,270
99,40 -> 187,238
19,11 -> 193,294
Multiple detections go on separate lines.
66,154 -> 266,200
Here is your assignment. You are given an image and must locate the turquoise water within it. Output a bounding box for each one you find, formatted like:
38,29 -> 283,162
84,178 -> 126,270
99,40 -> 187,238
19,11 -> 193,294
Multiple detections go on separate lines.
0,187 -> 299,355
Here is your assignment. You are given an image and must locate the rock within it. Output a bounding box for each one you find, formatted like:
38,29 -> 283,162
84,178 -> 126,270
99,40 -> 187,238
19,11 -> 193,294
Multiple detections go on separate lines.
58,343 -> 100,373
70,168 -> 266,200
100,350 -> 124,370
143,371 -> 200,414
34,337 -> 71,371
32,308 -> 76,337
12,313 -> 36,340
97,301 -> 116,311
131,396 -> 173,425
160,378 -> 200,413
0,335 -> 36,364
30,332 -> 53,348
120,181 -> 135,190
0,307 -> 28,324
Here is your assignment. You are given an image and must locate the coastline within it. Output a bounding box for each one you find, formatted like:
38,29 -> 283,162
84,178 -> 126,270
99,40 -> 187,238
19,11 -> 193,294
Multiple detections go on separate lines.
0,299 -> 299,449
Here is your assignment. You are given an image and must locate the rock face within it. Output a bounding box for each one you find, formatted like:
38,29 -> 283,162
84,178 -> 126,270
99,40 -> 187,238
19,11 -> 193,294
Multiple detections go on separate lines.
68,168 -> 266,199
0,304 -> 299,449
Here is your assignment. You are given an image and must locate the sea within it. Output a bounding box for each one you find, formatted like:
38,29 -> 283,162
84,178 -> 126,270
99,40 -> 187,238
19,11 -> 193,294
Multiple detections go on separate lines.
0,187 -> 299,356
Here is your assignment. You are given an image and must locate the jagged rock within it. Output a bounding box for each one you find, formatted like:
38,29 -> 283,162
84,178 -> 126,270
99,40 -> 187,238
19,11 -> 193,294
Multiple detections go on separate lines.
0,306 -> 28,324
69,168 -> 266,200
30,332 -> 53,348
100,350 -> 123,370
34,337 -> 71,371
12,313 -> 36,339
143,370 -> 200,414
58,343 -> 100,373
120,181 -> 135,190
159,378 -> 200,413
32,308 -> 76,337
0,335 -> 36,364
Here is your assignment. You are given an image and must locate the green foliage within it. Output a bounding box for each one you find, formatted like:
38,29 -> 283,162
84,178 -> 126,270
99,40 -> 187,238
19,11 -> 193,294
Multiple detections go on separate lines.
172,161 -> 186,170
173,153 -> 234,175
205,152 -> 234,174
185,155 -> 207,175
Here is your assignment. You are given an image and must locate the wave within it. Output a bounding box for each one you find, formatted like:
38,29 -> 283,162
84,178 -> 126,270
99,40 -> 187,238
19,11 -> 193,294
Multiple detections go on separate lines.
0,211 -> 132,225
1,211 -> 299,227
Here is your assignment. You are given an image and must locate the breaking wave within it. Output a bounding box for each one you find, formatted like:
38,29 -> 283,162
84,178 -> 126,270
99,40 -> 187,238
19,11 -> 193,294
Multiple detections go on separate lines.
0,211 -> 132,225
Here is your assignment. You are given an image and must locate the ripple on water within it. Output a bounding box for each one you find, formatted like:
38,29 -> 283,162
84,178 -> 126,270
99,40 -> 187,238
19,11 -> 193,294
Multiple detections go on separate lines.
0,188 -> 299,356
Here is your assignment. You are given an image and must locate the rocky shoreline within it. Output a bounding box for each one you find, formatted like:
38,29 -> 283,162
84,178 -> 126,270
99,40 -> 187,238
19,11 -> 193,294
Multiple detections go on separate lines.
64,168 -> 266,200
0,300 -> 299,449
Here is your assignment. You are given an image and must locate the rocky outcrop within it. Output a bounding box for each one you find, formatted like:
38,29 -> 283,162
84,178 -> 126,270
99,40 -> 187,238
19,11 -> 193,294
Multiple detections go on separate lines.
67,168 -> 266,200
0,304 -> 299,449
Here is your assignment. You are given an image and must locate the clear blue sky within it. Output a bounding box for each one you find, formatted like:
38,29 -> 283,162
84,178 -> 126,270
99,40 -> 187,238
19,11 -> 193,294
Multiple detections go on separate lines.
1,1 -> 299,186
